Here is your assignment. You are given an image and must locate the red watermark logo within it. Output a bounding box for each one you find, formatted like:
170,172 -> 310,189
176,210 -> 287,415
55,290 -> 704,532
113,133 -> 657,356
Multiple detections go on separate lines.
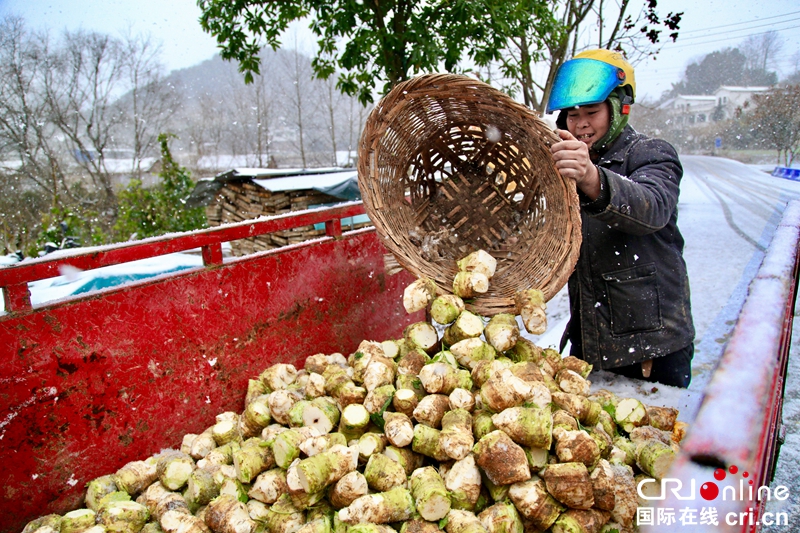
636,464 -> 790,528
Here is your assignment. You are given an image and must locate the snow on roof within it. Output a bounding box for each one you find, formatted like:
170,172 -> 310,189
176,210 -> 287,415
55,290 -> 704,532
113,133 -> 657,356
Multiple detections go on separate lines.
215,167 -> 345,180
717,86 -> 771,92
657,97 -> 677,109
252,170 -> 358,193
187,167 -> 361,207
674,95 -> 716,101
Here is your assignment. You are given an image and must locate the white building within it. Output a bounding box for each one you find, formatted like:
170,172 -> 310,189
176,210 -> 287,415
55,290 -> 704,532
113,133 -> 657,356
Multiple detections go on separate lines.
660,95 -> 717,125
659,86 -> 771,125
713,86 -> 771,119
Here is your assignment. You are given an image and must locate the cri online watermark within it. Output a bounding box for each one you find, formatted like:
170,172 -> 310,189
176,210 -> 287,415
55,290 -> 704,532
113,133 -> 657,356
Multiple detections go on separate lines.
636,464 -> 790,527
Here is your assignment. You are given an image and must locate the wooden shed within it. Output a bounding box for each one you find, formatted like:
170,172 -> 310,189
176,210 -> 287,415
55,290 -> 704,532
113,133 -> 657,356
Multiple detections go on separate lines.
187,168 -> 369,256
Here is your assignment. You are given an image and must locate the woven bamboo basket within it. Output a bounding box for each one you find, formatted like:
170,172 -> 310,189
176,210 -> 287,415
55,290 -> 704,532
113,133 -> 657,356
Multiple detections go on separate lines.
357,73 -> 581,315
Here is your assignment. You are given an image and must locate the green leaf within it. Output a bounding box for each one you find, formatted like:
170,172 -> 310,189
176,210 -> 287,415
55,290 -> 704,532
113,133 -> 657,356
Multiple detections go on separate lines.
369,393 -> 395,431
114,133 -> 206,240
196,0 -> 559,104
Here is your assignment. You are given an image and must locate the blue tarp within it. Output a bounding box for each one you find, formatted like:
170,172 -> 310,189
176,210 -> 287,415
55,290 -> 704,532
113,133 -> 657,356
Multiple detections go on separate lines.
252,170 -> 360,200
186,168 -> 361,208
1,253 -> 205,313
772,167 -> 800,181
66,265 -> 198,295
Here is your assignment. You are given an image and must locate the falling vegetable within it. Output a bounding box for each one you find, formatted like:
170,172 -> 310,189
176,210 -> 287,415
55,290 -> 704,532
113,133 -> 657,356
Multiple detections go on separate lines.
515,289 -> 547,335
403,277 -> 438,313
453,271 -> 490,298
431,294 -> 466,325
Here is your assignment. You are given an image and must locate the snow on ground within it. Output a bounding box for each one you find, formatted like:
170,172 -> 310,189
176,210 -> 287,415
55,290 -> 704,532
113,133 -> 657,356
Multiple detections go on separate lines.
673,157 -> 800,414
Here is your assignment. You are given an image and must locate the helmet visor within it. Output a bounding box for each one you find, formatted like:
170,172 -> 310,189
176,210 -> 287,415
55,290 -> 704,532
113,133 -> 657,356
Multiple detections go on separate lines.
546,58 -> 624,114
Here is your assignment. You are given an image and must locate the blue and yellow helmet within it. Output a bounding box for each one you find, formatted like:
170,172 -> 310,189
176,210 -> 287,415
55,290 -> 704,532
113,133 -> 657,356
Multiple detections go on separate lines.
546,49 -> 636,114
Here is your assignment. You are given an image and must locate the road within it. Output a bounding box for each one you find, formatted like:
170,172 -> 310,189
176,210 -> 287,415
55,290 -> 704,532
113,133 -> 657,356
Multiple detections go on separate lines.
679,157 -> 800,390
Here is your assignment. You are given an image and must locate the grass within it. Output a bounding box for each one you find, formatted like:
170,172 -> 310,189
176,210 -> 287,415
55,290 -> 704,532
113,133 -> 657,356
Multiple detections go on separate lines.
681,148 -> 789,166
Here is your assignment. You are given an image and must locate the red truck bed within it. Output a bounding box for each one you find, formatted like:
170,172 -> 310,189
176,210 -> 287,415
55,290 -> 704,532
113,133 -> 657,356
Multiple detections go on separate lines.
0,204 -> 419,532
2,200 -> 799,533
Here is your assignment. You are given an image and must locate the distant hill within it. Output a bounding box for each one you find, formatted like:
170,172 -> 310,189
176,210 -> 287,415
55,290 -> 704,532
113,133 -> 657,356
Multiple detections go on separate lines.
167,53 -> 240,100
153,49 -> 368,173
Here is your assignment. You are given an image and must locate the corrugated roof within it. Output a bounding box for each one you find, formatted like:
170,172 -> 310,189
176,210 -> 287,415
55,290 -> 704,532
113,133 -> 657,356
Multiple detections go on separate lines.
252,171 -> 357,192
214,167 -> 348,182
186,167 -> 361,208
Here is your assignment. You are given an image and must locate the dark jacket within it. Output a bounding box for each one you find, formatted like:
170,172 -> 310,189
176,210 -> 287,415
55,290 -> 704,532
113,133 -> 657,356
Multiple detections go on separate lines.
563,125 -> 695,369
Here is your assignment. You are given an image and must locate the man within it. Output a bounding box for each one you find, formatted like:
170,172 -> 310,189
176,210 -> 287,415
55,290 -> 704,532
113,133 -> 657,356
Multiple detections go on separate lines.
548,49 -> 694,388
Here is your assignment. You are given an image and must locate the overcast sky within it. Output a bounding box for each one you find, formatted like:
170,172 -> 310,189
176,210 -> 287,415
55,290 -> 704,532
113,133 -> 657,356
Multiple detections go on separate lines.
0,0 -> 798,102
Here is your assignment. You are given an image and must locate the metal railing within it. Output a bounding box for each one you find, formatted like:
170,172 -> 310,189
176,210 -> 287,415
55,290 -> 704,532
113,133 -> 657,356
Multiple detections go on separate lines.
0,202 -> 367,313
644,199 -> 800,532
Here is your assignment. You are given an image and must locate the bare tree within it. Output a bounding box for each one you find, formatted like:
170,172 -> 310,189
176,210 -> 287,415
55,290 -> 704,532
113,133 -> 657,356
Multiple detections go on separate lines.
749,85 -> 800,166
538,0 -> 594,112
486,0 -> 593,110
786,51 -> 800,85
342,93 -> 370,167
181,117 -> 207,169
43,30 -> 126,214
0,19 -> 56,253
224,76 -> 248,163
228,61 -> 275,168
741,32 -> 784,76
489,0 -> 682,113
250,70 -> 275,167
0,17 -> 191,251
0,17 -> 66,204
278,37 -> 317,168
118,30 -> 179,179
194,92 -> 233,171
320,75 -> 341,166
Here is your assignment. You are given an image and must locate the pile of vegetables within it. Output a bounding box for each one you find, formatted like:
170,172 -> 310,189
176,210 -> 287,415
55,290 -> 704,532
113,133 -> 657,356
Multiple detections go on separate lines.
23,250 -> 686,533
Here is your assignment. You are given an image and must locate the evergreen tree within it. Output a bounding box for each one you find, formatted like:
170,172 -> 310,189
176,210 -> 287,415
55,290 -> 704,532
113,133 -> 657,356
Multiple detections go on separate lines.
667,47 -> 777,98
115,133 -> 206,240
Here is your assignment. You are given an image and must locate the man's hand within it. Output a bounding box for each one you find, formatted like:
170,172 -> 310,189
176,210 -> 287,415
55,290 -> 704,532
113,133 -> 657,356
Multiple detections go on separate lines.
550,129 -> 601,200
